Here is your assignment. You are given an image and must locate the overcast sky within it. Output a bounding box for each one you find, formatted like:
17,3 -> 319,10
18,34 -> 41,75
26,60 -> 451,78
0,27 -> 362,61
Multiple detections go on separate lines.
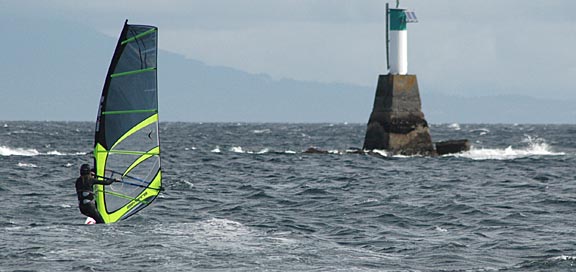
3,0 -> 576,100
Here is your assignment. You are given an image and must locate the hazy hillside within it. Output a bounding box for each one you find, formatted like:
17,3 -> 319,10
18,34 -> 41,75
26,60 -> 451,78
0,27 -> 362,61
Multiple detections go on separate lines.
1,16 -> 574,124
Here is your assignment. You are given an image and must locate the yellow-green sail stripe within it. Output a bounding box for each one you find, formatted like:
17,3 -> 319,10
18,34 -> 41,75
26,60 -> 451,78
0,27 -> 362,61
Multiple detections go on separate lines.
121,28 -> 157,45
124,146 -> 160,175
111,114 -> 158,150
94,143 -> 109,222
110,67 -> 156,78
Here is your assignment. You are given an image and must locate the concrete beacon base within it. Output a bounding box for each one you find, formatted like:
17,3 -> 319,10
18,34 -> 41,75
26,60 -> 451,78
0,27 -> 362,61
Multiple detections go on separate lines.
363,74 -> 435,156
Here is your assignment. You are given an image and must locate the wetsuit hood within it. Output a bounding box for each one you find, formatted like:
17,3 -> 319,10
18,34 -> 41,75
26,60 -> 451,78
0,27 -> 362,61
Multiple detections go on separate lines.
80,164 -> 91,175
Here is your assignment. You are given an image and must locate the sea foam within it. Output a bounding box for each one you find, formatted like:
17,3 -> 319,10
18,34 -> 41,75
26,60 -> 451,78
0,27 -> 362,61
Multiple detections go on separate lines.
0,146 -> 40,156
454,136 -> 564,160
0,145 -> 85,156
17,162 -> 38,168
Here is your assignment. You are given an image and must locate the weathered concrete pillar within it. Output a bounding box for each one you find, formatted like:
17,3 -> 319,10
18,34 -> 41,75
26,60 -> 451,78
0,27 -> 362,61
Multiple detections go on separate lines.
363,74 -> 435,155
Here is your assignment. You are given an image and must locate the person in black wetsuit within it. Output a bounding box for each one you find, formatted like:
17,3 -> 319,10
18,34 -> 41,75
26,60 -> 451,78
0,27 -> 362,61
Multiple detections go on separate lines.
75,164 -> 115,224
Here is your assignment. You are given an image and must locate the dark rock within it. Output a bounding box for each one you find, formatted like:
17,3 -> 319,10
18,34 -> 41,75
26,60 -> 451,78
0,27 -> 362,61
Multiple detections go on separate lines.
435,139 -> 470,155
303,147 -> 328,154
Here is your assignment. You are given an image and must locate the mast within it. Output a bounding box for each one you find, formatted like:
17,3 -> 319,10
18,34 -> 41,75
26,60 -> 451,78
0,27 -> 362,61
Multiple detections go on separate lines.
385,3 -> 390,72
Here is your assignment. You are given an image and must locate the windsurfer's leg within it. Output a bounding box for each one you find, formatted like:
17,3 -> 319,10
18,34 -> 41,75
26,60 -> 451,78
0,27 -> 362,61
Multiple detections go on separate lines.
91,211 -> 105,224
80,203 -> 105,224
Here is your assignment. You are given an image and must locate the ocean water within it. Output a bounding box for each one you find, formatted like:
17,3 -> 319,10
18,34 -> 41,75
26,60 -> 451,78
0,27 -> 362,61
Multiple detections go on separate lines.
1,121 -> 575,271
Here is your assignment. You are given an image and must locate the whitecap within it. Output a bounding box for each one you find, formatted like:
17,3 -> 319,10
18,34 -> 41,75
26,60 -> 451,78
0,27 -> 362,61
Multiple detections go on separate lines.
470,128 -> 490,135
284,150 -> 297,154
370,149 -> 389,157
46,150 -> 86,156
211,146 -> 221,153
153,218 -> 250,239
256,148 -> 269,154
204,218 -> 245,230
549,255 -> 576,261
448,123 -> 461,130
358,198 -> 379,205
0,146 -> 40,156
435,226 -> 448,232
18,162 -> 38,168
252,129 -> 271,134
230,147 -> 270,154
392,154 -> 418,158
454,136 -> 564,160
181,179 -> 194,188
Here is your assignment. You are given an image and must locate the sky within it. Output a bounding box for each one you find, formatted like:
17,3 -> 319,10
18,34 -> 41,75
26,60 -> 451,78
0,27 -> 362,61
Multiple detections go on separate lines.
2,0 -> 576,104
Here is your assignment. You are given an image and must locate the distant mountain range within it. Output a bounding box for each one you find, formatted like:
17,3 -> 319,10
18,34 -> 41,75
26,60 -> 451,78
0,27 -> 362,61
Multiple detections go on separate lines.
1,17 -> 574,124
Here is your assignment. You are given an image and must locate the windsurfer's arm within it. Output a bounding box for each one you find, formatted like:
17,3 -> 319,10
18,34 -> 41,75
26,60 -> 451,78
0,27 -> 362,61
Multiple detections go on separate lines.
93,177 -> 118,185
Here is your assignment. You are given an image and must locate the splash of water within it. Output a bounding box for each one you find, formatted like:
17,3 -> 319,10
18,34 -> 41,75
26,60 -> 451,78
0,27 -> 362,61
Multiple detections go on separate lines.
455,135 -> 564,160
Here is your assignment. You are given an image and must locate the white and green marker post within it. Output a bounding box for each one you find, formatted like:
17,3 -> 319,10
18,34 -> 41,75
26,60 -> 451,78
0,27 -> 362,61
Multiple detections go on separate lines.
386,1 -> 418,75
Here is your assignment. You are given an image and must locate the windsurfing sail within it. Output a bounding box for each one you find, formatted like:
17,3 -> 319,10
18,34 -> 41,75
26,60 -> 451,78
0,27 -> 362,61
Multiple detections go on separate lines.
93,20 -> 162,223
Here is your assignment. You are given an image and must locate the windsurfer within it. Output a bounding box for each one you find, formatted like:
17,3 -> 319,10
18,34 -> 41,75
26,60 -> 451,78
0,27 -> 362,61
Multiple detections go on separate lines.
75,164 -> 116,224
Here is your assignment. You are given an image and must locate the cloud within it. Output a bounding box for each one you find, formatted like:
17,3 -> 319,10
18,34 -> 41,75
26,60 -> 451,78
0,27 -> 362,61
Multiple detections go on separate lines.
2,0 -> 576,100
163,21 -> 386,85
410,1 -> 576,97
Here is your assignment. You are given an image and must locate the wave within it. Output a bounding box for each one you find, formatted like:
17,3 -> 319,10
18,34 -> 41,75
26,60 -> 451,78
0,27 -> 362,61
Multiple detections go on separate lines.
6,130 -> 41,135
18,162 -> 38,168
230,146 -> 273,154
205,146 -> 396,156
46,151 -> 86,156
252,129 -> 271,134
151,218 -> 250,239
453,136 -> 564,160
470,128 -> 490,135
230,146 -> 245,153
0,146 -> 39,156
0,145 -> 87,157
513,255 -> 576,271
172,138 -> 565,160
448,123 -> 461,131
549,255 -> 576,261
370,149 -> 388,157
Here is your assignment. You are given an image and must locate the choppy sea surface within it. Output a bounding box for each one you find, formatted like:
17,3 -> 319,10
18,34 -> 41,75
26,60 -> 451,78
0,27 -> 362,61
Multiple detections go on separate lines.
1,121 -> 575,271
